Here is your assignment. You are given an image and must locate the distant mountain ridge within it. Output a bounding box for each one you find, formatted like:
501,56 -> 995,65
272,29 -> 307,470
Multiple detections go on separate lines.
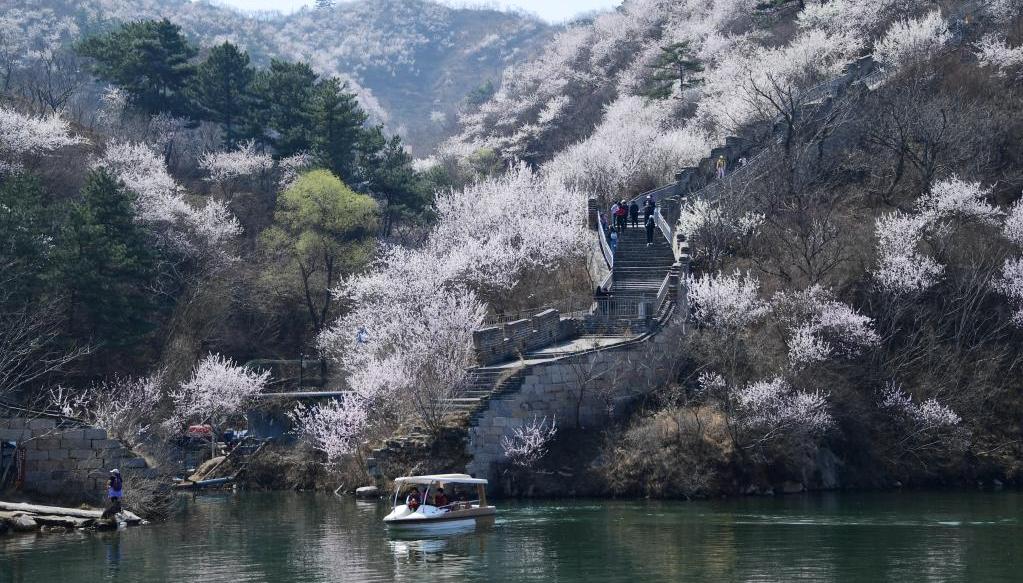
42,0 -> 556,154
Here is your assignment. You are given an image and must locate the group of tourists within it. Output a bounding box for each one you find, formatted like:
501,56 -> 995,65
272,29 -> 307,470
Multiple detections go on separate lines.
603,195 -> 659,251
405,485 -> 463,511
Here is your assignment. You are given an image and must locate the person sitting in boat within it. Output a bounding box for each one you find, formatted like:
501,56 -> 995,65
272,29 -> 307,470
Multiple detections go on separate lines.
405,487 -> 421,510
433,487 -> 449,509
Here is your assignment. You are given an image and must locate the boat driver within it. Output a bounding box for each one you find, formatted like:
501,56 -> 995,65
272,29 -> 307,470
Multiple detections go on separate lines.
433,487 -> 449,509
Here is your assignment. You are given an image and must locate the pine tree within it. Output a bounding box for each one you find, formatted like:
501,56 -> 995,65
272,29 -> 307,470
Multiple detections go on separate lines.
643,41 -> 704,100
359,132 -> 433,235
77,19 -> 197,116
56,169 -> 159,348
312,77 -> 368,183
0,174 -> 55,303
191,42 -> 254,147
249,60 -> 318,156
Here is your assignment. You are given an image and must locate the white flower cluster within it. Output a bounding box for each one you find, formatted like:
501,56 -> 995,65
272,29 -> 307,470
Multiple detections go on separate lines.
873,11 -> 951,70
199,140 -> 273,184
95,141 -> 242,258
774,286 -> 880,368
290,393 -> 369,463
50,372 -> 164,446
500,415 -> 558,468
734,377 -> 834,437
0,107 -> 86,172
879,382 -> 961,428
685,270 -> 769,330
874,177 -> 1002,294
976,35 -> 1023,79
171,353 -> 270,426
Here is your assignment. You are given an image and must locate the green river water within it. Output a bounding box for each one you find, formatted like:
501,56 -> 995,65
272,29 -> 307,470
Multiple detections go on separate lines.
2,491 -> 1021,582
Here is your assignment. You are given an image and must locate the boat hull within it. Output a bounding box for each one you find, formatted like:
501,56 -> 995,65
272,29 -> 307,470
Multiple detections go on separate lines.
383,506 -> 496,529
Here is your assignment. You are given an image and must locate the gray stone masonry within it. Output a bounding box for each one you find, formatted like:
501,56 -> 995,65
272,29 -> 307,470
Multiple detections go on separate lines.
472,309 -> 581,365
0,417 -> 152,503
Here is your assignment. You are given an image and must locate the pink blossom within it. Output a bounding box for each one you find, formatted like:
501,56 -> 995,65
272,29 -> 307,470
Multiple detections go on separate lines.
290,394 -> 369,463
171,354 -> 270,426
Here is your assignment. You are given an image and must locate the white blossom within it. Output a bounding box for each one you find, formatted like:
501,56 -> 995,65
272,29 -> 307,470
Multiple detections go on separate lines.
0,107 -> 85,170
685,270 -> 769,330
49,372 -> 164,446
994,258 -> 1023,325
975,35 -> 1023,78
873,212 -> 943,294
171,353 -> 270,426
734,378 -> 834,440
773,285 -> 880,368
200,140 -> 273,183
1004,199 -> 1023,246
290,394 -> 369,463
917,176 -> 1001,225
500,415 -> 557,468
880,382 -> 961,428
873,12 -> 951,70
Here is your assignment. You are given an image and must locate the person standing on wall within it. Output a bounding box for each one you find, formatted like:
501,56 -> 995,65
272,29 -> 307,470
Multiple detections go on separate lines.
645,213 -> 657,247
643,196 -> 656,223
715,155 -> 727,179
629,200 -> 640,228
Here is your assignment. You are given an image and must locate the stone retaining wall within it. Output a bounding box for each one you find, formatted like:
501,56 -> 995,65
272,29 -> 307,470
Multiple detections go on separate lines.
472,309 -> 580,365
466,315 -> 685,480
0,417 -> 151,503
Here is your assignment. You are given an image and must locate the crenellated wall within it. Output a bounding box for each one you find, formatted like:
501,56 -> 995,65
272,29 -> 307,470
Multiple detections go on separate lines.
0,417 -> 152,504
472,309 -> 580,365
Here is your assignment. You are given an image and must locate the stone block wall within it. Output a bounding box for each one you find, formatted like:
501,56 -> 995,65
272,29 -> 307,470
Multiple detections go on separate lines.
472,309 -> 579,365
0,417 -> 151,503
466,317 -> 685,479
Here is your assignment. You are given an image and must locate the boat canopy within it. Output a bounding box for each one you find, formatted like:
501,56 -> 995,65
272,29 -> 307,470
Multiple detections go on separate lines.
393,473 -> 488,485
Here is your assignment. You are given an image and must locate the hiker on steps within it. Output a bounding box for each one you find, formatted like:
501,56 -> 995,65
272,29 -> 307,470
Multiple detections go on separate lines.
715,155 -> 727,179
643,196 -> 656,223
629,200 -> 640,228
645,213 -> 656,246
615,199 -> 628,231
609,228 -> 619,253
610,201 -> 621,231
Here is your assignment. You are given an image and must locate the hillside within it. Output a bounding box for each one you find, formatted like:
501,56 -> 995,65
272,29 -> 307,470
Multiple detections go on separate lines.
29,0 -> 556,154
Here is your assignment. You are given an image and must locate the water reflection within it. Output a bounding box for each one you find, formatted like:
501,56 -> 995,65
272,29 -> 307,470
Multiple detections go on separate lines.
1,492 -> 1021,582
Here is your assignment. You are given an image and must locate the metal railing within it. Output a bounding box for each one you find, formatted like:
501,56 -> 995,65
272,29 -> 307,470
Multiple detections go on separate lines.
596,212 -> 615,269
655,273 -> 672,314
482,301 -> 591,326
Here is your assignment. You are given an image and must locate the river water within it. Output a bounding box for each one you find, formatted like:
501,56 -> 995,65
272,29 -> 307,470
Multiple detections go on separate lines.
2,491 -> 1021,582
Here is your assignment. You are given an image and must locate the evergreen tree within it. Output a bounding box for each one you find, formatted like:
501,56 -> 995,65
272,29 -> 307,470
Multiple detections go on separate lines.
359,131 -> 433,235
249,60 -> 318,156
0,175 -> 55,304
56,170 -> 159,348
643,41 -> 704,100
312,77 -> 368,183
78,19 -> 197,116
191,42 -> 254,147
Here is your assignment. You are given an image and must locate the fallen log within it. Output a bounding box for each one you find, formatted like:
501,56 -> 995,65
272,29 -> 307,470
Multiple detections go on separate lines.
33,515 -> 95,528
0,501 -> 144,525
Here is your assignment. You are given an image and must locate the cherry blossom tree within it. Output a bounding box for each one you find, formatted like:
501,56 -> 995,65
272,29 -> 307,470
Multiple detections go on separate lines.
0,106 -> 85,173
994,258 -> 1023,325
772,286 -> 880,369
697,372 -> 833,454
878,382 -> 967,463
290,393 -> 369,464
49,372 -> 165,448
199,140 -> 273,185
685,270 -> 769,330
170,354 -> 270,449
94,141 -> 242,261
873,12 -> 951,71
501,415 -> 558,468
975,35 -> 1023,80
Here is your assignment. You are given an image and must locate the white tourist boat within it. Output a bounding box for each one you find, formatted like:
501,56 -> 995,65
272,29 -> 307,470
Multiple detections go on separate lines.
383,474 -> 496,530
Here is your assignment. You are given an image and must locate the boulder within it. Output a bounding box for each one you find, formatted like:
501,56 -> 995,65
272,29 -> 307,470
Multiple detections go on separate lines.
9,514 -> 38,532
355,485 -> 380,498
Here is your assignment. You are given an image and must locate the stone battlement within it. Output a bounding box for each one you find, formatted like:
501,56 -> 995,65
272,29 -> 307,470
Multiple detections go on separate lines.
472,309 -> 580,365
